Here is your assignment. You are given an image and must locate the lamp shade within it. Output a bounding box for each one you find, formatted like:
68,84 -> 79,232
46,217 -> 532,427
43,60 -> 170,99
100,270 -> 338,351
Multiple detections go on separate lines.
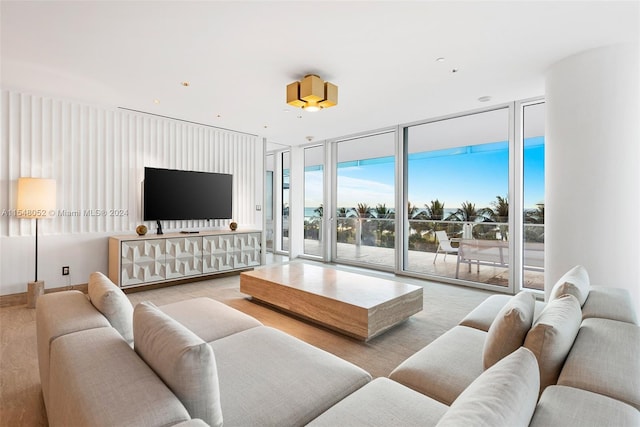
16,178 -> 56,219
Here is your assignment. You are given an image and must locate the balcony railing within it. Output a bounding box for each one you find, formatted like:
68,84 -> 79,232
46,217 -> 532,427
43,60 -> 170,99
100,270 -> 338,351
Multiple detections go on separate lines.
303,216 -> 545,290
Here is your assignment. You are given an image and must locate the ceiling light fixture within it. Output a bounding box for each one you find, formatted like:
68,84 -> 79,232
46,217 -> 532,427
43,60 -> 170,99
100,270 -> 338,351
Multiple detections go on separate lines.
286,74 -> 337,112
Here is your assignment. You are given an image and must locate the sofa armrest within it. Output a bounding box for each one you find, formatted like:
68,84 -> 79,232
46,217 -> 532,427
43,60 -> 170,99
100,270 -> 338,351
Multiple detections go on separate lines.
582,286 -> 638,324
36,290 -> 111,408
558,318 -> 640,410
530,385 -> 640,427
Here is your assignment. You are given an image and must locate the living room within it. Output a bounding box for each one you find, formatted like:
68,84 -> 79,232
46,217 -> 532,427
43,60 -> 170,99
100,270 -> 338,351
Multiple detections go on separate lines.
1,1 -> 639,426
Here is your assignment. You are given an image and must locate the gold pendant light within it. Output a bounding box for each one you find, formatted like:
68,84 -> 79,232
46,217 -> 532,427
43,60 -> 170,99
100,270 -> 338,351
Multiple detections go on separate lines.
287,74 -> 338,112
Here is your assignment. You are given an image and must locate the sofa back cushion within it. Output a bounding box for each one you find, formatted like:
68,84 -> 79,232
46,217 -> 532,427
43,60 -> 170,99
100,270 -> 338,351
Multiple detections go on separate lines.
134,302 -> 223,427
549,265 -> 590,307
87,271 -> 134,344
483,291 -> 536,369
524,294 -> 582,392
435,347 -> 540,427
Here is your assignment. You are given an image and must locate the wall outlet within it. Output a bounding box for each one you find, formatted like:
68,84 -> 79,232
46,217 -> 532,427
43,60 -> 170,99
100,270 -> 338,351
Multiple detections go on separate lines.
62,266 -> 70,276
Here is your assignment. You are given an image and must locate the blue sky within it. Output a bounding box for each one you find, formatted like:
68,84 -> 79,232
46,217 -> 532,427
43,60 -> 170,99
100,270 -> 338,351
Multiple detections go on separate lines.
306,138 -> 545,212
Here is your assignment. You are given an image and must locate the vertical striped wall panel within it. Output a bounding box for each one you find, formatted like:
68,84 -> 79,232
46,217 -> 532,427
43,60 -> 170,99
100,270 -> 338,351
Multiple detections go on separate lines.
1,90 -> 262,237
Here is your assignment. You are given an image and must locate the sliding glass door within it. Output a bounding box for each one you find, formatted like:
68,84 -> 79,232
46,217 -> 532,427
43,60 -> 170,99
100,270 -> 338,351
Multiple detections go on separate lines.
334,131 -> 396,270
522,101 -> 545,290
404,108 -> 512,289
304,145 -> 324,257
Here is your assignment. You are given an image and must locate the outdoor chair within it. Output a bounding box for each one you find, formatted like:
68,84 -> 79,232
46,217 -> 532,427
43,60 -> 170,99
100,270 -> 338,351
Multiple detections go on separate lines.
433,230 -> 459,263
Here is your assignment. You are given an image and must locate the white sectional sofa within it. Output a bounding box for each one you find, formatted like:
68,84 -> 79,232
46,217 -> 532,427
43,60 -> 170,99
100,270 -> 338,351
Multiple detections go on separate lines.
36,266 -> 639,426
36,272 -> 371,427
387,265 -> 640,426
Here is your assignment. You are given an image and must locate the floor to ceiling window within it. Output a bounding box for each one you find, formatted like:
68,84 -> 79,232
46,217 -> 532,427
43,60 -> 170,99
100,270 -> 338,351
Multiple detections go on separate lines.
266,99 -> 545,293
304,145 -> 324,257
404,108 -> 514,289
522,101 -> 546,290
334,131 -> 396,270
265,153 -> 274,252
281,151 -> 290,252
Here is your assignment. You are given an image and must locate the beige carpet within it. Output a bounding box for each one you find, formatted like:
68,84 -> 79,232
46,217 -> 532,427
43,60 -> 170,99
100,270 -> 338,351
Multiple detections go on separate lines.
0,260 -> 494,427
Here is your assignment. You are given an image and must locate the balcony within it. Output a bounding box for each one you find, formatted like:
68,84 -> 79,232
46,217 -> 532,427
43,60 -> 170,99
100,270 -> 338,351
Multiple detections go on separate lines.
303,217 -> 544,291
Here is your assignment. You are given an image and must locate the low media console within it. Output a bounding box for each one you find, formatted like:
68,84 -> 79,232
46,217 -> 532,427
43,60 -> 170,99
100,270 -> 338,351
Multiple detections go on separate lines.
108,230 -> 262,288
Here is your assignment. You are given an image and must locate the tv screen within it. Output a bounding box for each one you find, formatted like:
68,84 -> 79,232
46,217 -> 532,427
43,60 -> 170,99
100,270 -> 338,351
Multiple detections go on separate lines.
143,167 -> 233,221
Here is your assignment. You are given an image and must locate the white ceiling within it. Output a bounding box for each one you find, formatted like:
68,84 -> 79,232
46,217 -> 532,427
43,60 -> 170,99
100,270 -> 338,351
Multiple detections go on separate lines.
2,1 -> 638,147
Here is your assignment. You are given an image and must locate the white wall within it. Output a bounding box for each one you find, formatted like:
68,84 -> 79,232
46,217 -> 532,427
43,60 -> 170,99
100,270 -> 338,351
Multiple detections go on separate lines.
0,90 -> 263,295
545,44 -> 640,313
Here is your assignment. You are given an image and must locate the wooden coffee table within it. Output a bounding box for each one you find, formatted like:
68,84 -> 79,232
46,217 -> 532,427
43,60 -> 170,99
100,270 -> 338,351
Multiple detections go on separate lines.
240,263 -> 423,341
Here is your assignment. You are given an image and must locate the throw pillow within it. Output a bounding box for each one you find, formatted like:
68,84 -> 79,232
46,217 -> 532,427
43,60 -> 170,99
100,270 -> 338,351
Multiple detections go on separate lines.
133,301 -> 223,427
87,271 -> 134,343
482,291 -> 536,369
435,347 -> 540,427
549,265 -> 590,307
524,294 -> 582,392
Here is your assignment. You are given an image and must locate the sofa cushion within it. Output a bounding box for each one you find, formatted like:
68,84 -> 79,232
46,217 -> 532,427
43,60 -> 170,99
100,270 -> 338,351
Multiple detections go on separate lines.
530,385 -> 640,427
307,377 -> 448,426
134,302 -> 223,427
159,297 -> 262,342
549,265 -> 590,307
48,327 -> 191,427
483,291 -> 536,369
524,294 -> 582,392
581,286 -> 638,325
88,271 -> 134,344
558,318 -> 640,410
435,347 -> 539,427
389,325 -> 486,405
210,326 -> 371,426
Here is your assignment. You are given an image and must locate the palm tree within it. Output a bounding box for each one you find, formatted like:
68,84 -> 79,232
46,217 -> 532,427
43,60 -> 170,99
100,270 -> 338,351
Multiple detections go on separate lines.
311,204 -> 323,241
524,203 -> 545,224
489,195 -> 509,223
426,199 -> 445,220
487,195 -> 509,240
447,201 -> 482,222
446,201 -> 492,239
336,207 -> 349,217
410,199 -> 446,239
524,203 -> 545,243
407,201 -> 418,219
354,203 -> 371,246
373,203 -> 394,245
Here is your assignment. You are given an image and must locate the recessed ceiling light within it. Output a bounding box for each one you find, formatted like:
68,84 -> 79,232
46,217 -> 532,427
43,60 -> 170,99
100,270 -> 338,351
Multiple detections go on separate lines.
181,81 -> 190,87
451,68 -> 459,73
153,99 -> 160,104
215,114 -> 222,118
263,125 -> 268,128
436,57 -> 445,62
478,96 -> 492,102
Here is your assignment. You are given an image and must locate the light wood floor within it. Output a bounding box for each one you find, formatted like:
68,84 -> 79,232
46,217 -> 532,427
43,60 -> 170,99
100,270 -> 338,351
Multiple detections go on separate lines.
0,259 -> 494,427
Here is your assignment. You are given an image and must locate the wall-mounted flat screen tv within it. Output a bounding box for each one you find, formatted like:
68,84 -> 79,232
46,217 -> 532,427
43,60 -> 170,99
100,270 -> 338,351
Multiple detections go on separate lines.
143,167 -> 233,221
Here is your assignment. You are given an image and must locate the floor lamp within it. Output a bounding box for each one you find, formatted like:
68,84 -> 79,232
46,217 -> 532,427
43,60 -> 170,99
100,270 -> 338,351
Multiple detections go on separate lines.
17,177 -> 56,308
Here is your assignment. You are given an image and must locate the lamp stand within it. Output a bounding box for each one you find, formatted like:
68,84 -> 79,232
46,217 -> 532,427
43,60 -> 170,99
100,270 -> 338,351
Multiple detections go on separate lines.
27,281 -> 44,309
27,218 -> 44,309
